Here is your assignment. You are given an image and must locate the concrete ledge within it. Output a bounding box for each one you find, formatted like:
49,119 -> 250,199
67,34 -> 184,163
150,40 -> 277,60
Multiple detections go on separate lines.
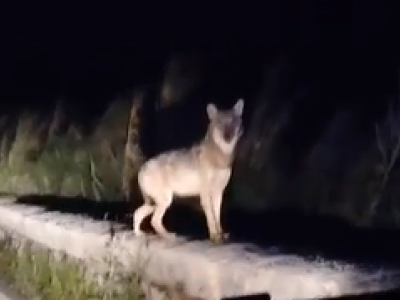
0,197 -> 399,300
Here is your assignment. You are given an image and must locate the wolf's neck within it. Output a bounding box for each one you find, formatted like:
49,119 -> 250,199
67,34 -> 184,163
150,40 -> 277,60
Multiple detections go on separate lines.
200,130 -> 236,168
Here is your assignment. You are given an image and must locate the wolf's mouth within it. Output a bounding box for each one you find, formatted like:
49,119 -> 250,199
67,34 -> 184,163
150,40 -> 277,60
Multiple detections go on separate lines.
223,127 -> 238,142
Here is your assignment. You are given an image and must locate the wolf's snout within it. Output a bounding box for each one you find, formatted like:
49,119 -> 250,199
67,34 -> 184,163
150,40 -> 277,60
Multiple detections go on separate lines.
223,124 -> 239,141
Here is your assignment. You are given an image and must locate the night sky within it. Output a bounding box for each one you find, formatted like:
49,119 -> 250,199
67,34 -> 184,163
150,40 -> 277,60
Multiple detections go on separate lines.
1,1 -> 399,113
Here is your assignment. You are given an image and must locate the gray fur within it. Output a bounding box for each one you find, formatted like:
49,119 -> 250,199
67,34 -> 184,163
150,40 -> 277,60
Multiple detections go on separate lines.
133,99 -> 244,243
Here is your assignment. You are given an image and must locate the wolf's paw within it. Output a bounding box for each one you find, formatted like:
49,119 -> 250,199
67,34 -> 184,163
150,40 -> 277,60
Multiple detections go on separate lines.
156,231 -> 178,242
210,232 -> 229,244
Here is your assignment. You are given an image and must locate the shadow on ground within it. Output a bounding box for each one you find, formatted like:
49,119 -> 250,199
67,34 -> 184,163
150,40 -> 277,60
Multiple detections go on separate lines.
11,194 -> 400,299
224,288 -> 400,300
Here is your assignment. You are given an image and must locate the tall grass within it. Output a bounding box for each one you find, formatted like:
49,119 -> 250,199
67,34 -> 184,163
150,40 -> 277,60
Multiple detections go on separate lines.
0,94 -> 143,202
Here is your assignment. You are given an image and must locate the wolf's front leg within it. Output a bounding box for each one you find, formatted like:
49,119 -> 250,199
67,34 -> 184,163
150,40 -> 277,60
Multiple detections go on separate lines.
201,192 -> 223,244
211,192 -> 229,242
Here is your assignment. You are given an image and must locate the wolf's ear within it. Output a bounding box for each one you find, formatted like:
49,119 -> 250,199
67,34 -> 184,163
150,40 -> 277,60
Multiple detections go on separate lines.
233,99 -> 244,116
207,103 -> 218,120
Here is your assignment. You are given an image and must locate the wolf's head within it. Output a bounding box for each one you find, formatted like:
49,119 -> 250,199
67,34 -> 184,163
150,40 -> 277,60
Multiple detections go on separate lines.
206,99 -> 244,154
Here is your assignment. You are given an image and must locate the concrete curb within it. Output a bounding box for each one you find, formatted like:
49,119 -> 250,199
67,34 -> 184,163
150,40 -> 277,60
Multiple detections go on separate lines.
0,197 -> 399,300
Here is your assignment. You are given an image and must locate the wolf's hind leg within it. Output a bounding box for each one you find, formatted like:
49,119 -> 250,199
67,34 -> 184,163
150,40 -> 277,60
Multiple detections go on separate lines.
133,194 -> 155,236
151,193 -> 175,239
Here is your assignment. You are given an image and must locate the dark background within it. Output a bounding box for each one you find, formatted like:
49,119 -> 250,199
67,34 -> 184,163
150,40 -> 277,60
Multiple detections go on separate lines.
1,1 -> 399,113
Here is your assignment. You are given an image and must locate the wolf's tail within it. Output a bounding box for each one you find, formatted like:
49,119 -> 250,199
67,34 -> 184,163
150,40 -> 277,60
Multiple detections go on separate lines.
122,92 -> 145,202
124,92 -> 144,162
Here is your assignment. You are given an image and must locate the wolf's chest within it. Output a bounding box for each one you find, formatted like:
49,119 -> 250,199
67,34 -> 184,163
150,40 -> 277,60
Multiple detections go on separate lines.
171,166 -> 232,197
204,167 -> 232,188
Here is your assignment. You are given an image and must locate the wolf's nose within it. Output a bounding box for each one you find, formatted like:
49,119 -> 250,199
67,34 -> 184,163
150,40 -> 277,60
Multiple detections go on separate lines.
223,127 -> 235,141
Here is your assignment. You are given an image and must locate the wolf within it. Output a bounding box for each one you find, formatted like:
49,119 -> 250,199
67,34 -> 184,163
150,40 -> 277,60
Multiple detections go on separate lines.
133,99 -> 244,243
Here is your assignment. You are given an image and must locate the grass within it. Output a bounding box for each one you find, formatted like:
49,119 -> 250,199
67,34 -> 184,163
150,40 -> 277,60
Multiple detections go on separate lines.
0,96 -> 146,298
0,235 -> 144,300
0,95 -> 142,201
